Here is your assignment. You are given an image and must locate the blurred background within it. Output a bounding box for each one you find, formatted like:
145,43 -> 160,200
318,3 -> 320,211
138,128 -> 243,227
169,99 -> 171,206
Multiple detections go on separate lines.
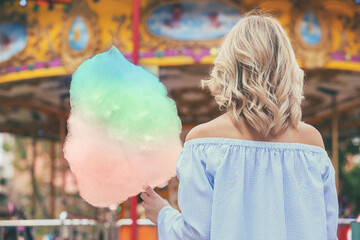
0,0 -> 360,239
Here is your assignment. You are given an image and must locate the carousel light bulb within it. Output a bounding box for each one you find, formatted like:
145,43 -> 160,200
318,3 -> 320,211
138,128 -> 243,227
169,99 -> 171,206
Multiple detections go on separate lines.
19,0 -> 26,7
210,47 -> 218,56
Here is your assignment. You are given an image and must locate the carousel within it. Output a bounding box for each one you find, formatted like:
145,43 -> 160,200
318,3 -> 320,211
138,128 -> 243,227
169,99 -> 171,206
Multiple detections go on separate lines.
1,0 -> 360,239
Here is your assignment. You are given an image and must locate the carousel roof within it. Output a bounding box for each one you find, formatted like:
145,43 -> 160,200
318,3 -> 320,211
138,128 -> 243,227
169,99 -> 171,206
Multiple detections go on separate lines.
0,67 -> 360,140
304,69 -> 360,122
0,76 -> 70,139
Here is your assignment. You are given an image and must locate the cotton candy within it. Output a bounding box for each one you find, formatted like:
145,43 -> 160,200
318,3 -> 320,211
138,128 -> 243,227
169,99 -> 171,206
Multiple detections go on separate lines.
64,46 -> 182,207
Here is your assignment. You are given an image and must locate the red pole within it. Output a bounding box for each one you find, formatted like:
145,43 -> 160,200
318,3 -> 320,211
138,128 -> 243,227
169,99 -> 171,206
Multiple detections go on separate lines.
131,0 -> 140,239
133,0 -> 140,65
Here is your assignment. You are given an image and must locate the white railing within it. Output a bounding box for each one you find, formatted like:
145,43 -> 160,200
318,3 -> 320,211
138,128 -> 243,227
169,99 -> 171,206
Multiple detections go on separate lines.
0,218 -> 100,240
0,218 -> 355,240
0,218 -> 97,227
338,218 -> 356,225
0,218 -> 155,240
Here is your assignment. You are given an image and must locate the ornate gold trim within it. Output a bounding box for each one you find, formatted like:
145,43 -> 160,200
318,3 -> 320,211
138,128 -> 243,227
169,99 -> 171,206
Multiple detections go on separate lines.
109,15 -> 127,51
60,0 -> 101,72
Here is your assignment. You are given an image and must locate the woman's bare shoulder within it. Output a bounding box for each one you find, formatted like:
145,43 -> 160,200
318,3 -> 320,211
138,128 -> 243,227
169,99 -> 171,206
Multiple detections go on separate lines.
184,118 -> 325,150
296,122 -> 325,149
185,124 -> 207,142
185,115 -> 229,142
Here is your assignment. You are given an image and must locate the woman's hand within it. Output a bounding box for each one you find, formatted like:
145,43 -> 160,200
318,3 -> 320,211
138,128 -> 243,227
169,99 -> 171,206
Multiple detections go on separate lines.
140,186 -> 170,224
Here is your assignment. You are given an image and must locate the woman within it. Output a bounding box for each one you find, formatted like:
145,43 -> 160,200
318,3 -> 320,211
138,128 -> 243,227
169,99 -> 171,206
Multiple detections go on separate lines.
141,11 -> 338,240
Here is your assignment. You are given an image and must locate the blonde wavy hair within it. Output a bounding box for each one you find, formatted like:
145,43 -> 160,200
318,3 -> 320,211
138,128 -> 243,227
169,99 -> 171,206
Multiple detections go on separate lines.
202,11 -> 304,136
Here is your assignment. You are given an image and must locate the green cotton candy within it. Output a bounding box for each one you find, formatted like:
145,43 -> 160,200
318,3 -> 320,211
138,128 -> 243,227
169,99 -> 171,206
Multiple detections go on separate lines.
70,46 -> 181,144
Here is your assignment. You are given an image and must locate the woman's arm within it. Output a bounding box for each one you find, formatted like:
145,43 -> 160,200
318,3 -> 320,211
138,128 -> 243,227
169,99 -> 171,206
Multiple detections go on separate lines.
141,188 -> 205,239
141,186 -> 170,224
323,158 -> 339,240
142,145 -> 215,240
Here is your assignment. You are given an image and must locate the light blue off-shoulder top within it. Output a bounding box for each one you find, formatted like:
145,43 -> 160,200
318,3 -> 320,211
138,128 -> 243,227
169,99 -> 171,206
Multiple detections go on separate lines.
157,138 -> 338,240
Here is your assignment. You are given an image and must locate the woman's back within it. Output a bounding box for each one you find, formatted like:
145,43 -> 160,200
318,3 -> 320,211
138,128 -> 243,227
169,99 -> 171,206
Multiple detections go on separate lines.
164,113 -> 337,239
183,115 -> 337,239
152,12 -> 339,240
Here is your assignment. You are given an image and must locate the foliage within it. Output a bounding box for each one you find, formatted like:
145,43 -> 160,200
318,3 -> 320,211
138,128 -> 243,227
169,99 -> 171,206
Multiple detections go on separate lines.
341,165 -> 360,215
2,140 -> 12,152
339,141 -> 360,216
0,178 -> 7,185
324,137 -> 360,217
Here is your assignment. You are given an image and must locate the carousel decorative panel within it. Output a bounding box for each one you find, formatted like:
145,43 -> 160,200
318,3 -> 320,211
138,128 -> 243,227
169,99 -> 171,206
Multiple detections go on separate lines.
142,0 -> 244,49
146,1 -> 241,41
0,12 -> 28,66
300,10 -> 322,46
68,16 -> 90,51
0,23 -> 27,63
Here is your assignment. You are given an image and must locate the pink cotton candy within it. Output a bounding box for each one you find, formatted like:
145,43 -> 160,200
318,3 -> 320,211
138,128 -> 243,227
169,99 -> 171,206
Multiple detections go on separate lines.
64,113 -> 181,207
